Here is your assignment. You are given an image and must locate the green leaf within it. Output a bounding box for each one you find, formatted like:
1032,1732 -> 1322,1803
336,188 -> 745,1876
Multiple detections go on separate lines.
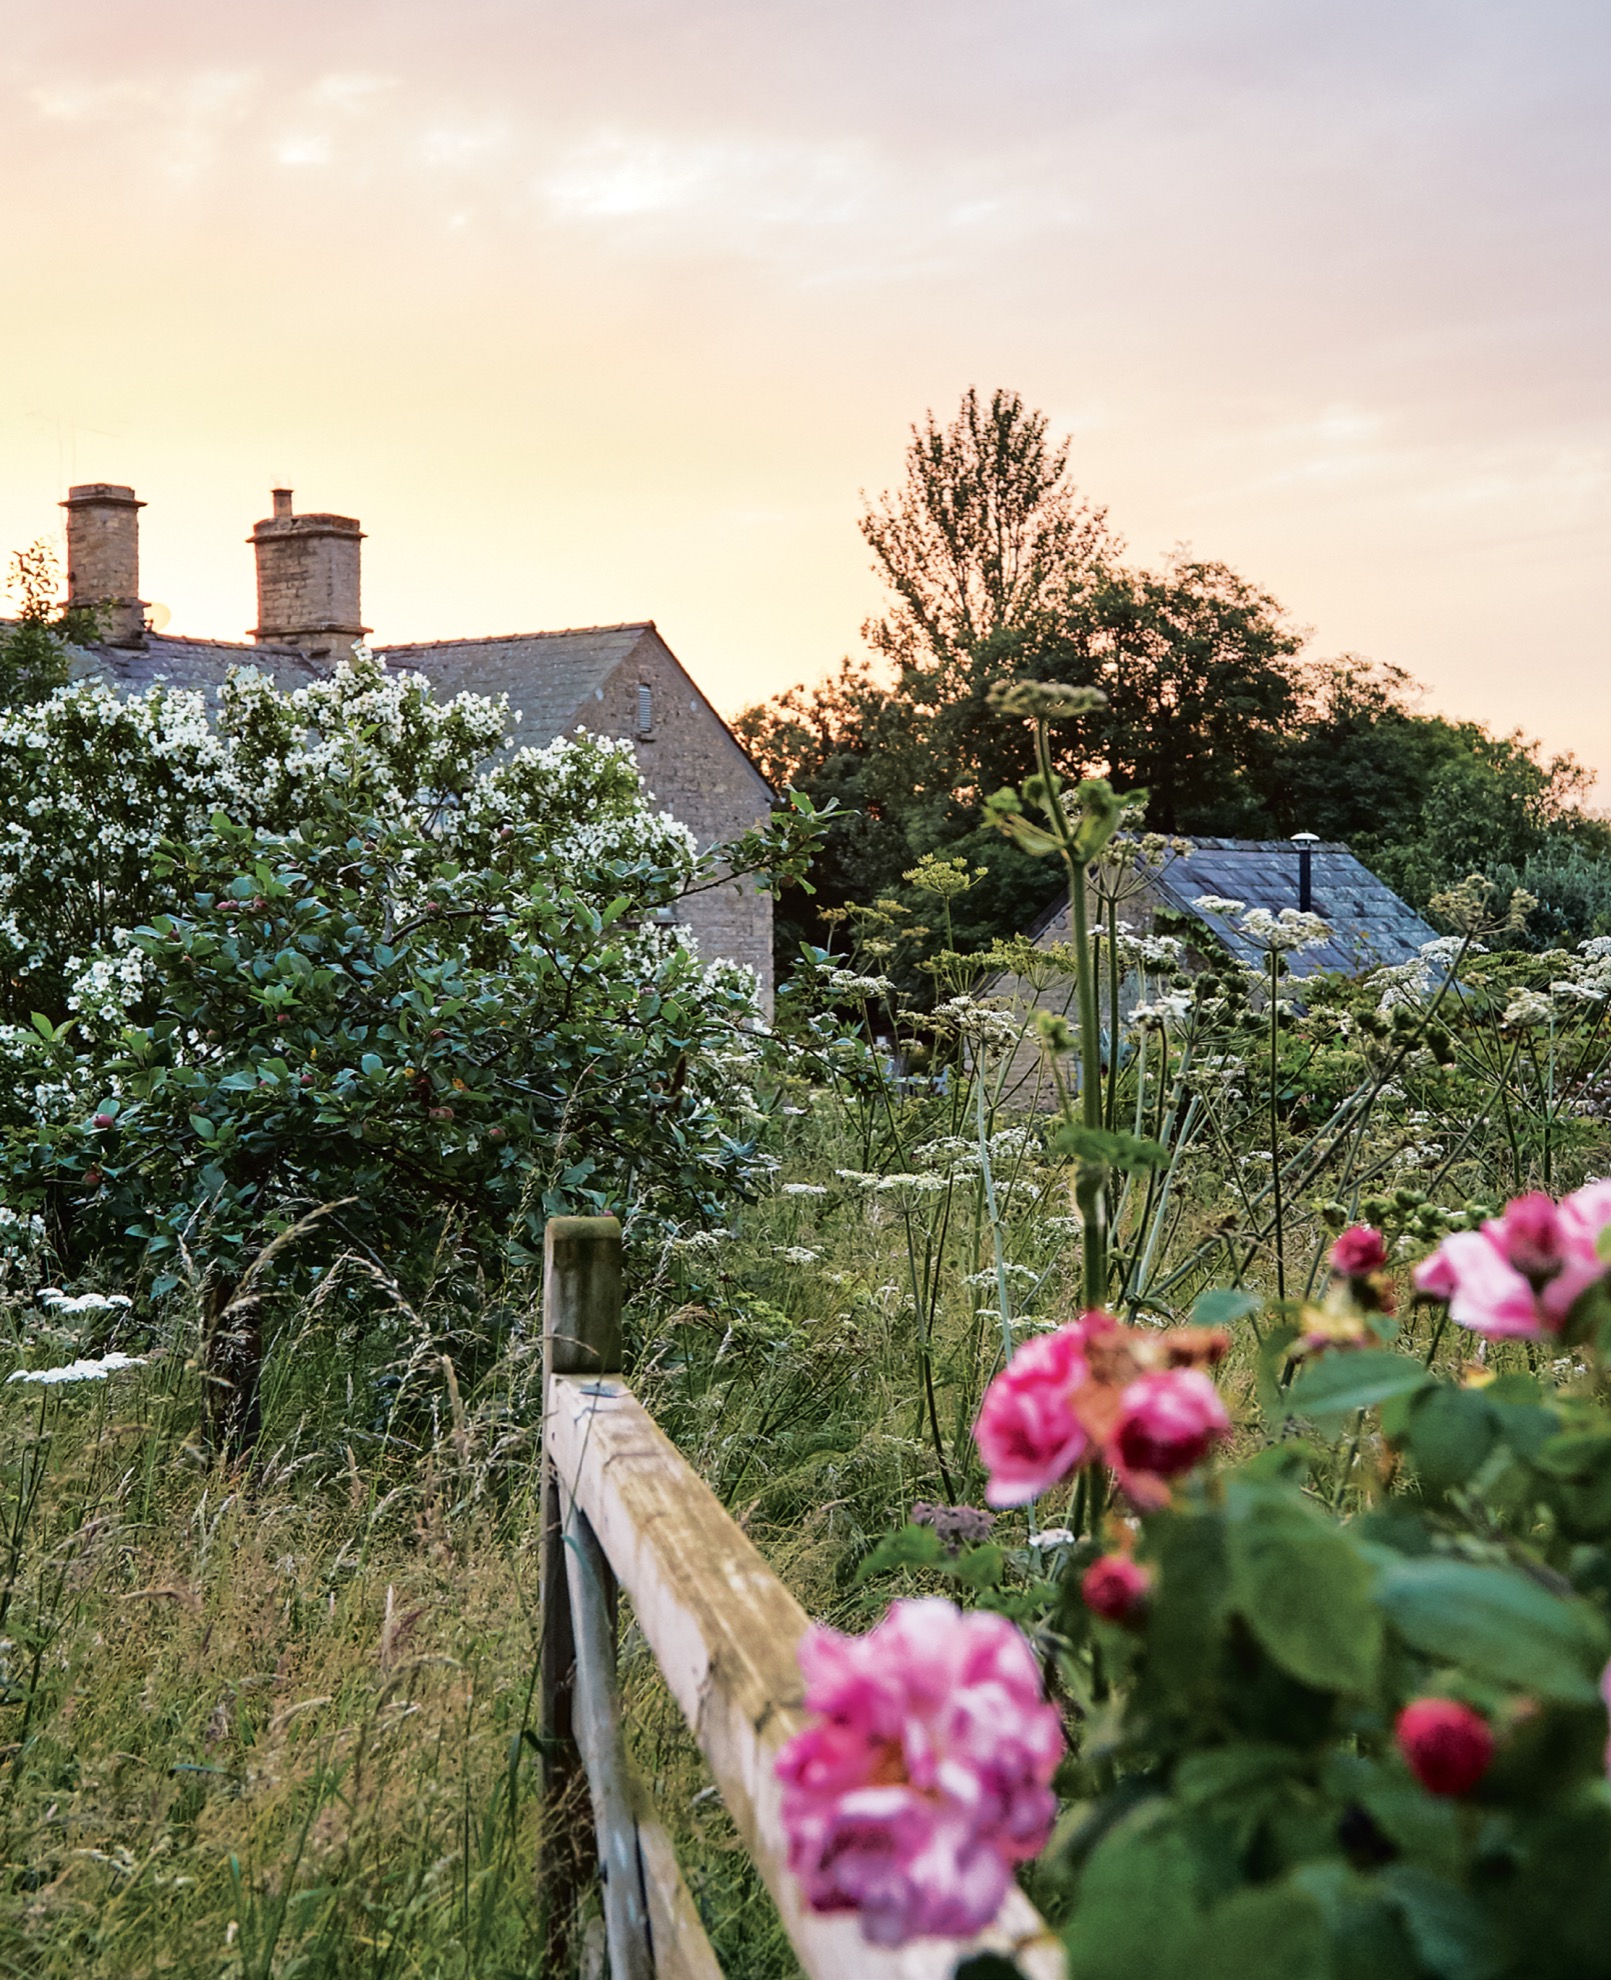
1377,1556 -> 1606,1702
1286,1350 -> 1433,1421
1049,1122 -> 1170,1173
1377,1866 -> 1502,1980
1147,1509 -> 1231,1706
856,1523 -> 945,1582
1403,1387 -> 1497,1495
1062,1802 -> 1206,1980
951,1544 -> 1005,1589
188,1114 -> 216,1142
1193,1287 -> 1262,1330
1225,1480 -> 1383,1693
1196,1883 -> 1327,1980
360,1053 -> 383,1076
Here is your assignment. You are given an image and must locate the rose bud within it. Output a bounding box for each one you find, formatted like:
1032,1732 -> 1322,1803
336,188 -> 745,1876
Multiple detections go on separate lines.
1395,1698 -> 1494,1797
429,1105 -> 454,1122
84,1167 -> 103,1186
1331,1225 -> 1388,1279
1081,1554 -> 1152,1625
92,1112 -> 116,1130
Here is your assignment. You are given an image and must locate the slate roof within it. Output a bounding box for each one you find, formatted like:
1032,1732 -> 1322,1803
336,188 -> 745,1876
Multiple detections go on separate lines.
66,633 -> 324,703
1149,838 -> 1437,977
55,623 -> 650,738
54,619 -> 773,801
377,625 -> 654,742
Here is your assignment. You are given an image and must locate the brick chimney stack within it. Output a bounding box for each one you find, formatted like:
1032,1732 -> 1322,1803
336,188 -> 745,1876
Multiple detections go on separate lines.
60,483 -> 146,646
249,488 -> 368,663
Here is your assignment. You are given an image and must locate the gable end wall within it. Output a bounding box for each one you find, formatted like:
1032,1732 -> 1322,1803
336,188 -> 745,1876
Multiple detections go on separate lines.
593,632 -> 775,1006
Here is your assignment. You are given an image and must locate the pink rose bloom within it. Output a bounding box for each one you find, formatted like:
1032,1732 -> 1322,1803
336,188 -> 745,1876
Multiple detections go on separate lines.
1413,1181 -> 1611,1340
1081,1554 -> 1152,1625
974,1322 -> 1093,1508
1108,1368 -> 1232,1509
1330,1224 -> 1388,1278
1414,1246 -> 1460,1302
776,1597 -> 1064,1947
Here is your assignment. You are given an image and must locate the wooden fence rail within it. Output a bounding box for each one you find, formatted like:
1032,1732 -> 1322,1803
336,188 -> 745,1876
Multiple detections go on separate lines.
539,1215 -> 1066,1980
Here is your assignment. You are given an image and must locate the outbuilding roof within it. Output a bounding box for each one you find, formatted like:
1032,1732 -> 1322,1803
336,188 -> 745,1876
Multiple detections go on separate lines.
1149,838 -> 1438,976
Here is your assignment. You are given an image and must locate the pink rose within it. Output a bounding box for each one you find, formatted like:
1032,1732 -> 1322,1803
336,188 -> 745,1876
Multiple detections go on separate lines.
1108,1368 -> 1232,1509
1496,1191 -> 1571,1281
776,1598 -> 1064,1947
1413,1181 -> 1611,1340
1395,1698 -> 1494,1798
1330,1224 -> 1388,1278
1413,1246 -> 1460,1302
974,1322 -> 1093,1508
1081,1554 -> 1152,1625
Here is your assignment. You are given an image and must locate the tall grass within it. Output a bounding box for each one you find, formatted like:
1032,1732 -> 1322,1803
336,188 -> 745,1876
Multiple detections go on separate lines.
2,889 -> 1608,1975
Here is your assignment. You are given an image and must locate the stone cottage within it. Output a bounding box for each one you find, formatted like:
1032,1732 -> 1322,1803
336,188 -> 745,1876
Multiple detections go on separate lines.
54,483 -> 776,1002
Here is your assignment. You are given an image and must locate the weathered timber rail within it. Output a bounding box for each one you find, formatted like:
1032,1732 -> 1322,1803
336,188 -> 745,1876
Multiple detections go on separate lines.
538,1214 -> 1066,1980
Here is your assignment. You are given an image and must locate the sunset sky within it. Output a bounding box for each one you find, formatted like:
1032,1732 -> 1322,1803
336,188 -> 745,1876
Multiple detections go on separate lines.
2,1 -> 1607,790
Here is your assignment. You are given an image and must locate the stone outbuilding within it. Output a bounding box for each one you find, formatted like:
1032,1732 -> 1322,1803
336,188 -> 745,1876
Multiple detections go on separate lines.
992,837 -> 1439,1105
53,484 -> 776,1003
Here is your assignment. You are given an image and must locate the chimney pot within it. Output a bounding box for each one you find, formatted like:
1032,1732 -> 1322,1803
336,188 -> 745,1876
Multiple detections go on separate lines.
272,488 -> 293,519
60,483 -> 147,646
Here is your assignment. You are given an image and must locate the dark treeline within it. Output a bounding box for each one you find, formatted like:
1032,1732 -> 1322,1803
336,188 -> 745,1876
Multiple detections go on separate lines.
738,389 -> 1611,969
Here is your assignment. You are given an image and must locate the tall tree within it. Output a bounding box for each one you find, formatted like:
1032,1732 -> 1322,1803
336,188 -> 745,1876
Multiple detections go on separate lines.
860,386 -> 1112,686
739,389 -> 1307,961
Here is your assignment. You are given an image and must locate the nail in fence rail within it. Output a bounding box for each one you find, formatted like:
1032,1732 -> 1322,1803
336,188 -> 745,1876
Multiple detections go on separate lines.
539,1214 -> 1065,1980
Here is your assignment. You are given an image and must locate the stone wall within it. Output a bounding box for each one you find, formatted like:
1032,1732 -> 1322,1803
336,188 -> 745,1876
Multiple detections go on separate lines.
593,631 -> 775,1006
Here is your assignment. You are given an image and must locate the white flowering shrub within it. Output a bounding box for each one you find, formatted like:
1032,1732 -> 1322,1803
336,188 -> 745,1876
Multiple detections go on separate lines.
0,654 -> 706,1021
0,656 -> 823,1442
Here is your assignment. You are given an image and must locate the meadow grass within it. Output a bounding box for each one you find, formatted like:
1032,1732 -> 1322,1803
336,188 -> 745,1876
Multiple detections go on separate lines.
2,1041 -> 1605,1977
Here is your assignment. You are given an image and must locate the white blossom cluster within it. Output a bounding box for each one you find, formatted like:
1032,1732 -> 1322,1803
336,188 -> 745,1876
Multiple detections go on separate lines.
1501,989 -> 1555,1030
1238,908 -> 1332,953
1130,991 -> 1193,1030
6,1350 -> 146,1387
0,657 -> 707,1020
0,1202 -> 46,1278
39,1286 -> 133,1314
822,967 -> 896,1001
1548,937 -> 1611,1006
1111,923 -> 1185,969
910,1126 -> 1042,1173
928,995 -> 1022,1051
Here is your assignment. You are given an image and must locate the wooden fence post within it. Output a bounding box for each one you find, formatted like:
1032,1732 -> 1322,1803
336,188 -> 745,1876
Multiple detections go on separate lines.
540,1215 -> 624,1974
